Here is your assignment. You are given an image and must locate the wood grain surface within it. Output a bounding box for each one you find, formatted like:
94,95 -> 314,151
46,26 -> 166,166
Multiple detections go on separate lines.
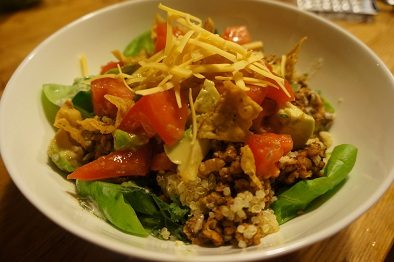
0,0 -> 393,261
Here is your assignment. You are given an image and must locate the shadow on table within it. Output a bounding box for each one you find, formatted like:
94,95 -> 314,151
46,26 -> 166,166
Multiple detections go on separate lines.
2,180 -> 377,262
0,181 -> 138,261
0,181 -> 311,262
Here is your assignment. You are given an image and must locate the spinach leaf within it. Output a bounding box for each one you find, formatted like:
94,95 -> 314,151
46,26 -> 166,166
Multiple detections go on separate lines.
272,144 -> 357,224
104,63 -> 140,75
123,31 -> 154,57
76,180 -> 148,236
323,98 -> 335,113
72,90 -> 94,118
76,180 -> 190,240
121,181 -> 189,240
42,78 -> 90,107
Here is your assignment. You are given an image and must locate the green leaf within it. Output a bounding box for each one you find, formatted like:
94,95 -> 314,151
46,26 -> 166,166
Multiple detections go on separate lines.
103,64 -> 140,75
72,90 -> 94,118
76,180 -> 149,237
76,180 -> 189,240
121,181 -> 189,239
41,90 -> 59,125
323,98 -> 335,113
42,78 -> 90,107
123,31 -> 154,57
42,78 -> 91,119
272,144 -> 357,224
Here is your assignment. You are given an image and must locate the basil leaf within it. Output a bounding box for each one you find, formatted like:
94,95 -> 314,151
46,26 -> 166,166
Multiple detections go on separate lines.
76,180 -> 149,237
76,180 -> 189,240
72,90 -> 94,118
272,144 -> 357,224
42,78 -> 90,107
123,31 -> 154,57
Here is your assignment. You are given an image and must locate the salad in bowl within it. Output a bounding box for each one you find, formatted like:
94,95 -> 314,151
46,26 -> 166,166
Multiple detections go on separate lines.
42,4 -> 357,248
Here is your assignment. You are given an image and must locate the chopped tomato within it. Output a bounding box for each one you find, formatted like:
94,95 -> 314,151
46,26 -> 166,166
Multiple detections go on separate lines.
154,21 -> 184,52
151,152 -> 176,171
91,77 -> 133,118
100,61 -> 124,74
221,26 -> 251,45
119,90 -> 188,145
265,80 -> 295,108
67,145 -> 152,180
247,133 -> 293,179
245,85 -> 268,105
155,22 -> 167,52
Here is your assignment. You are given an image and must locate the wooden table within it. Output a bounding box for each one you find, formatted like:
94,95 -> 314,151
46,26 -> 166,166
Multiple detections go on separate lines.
0,0 -> 393,261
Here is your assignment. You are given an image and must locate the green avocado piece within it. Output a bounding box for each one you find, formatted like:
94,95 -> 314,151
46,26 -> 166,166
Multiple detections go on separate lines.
269,102 -> 315,149
48,129 -> 84,173
113,129 -> 149,151
164,129 -> 209,181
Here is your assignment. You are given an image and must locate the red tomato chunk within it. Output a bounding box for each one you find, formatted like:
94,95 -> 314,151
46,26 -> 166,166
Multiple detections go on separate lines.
247,133 -> 293,179
119,90 -> 188,146
91,77 -> 133,118
221,26 -> 251,45
67,145 -> 152,180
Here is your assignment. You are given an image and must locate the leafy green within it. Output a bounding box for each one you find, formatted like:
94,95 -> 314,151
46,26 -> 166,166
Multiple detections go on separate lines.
76,180 -> 148,236
103,63 -> 140,75
121,181 -> 189,240
323,98 -> 335,113
316,90 -> 335,113
123,31 -> 154,57
42,78 -> 92,119
41,91 -> 59,125
72,90 -> 94,118
42,78 -> 90,107
272,144 -> 357,224
76,180 -> 189,240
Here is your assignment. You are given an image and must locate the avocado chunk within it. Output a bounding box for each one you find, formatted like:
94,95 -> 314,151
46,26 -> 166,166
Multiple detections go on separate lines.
269,102 -> 315,149
48,129 -> 84,173
113,129 -> 149,151
164,128 -> 209,181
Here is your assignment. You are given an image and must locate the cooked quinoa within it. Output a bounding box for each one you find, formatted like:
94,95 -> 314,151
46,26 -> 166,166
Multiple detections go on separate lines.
157,143 -> 279,247
155,82 -> 334,248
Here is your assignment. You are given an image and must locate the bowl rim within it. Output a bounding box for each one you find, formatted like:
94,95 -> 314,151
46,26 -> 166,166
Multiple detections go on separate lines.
1,0 -> 394,261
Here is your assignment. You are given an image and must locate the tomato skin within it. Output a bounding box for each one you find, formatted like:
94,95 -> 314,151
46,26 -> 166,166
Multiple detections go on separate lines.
91,77 -> 133,118
247,133 -> 293,179
221,26 -> 251,45
155,22 -> 167,52
245,85 -> 268,105
151,152 -> 176,171
265,80 -> 295,108
154,21 -> 184,52
100,61 -> 124,74
119,90 -> 188,145
67,145 -> 152,180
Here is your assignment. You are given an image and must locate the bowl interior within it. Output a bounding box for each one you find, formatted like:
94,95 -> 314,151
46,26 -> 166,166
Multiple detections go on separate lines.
1,0 -> 393,261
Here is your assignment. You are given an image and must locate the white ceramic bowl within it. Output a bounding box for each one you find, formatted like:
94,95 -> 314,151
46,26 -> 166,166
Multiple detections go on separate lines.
1,0 -> 393,261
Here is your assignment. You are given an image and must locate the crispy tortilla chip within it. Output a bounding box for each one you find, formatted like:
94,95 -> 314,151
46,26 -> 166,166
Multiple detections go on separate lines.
54,101 -> 119,149
78,117 -> 115,134
240,145 -> 262,190
285,37 -> 307,82
198,81 -> 262,142
54,101 -> 91,148
104,94 -> 134,127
